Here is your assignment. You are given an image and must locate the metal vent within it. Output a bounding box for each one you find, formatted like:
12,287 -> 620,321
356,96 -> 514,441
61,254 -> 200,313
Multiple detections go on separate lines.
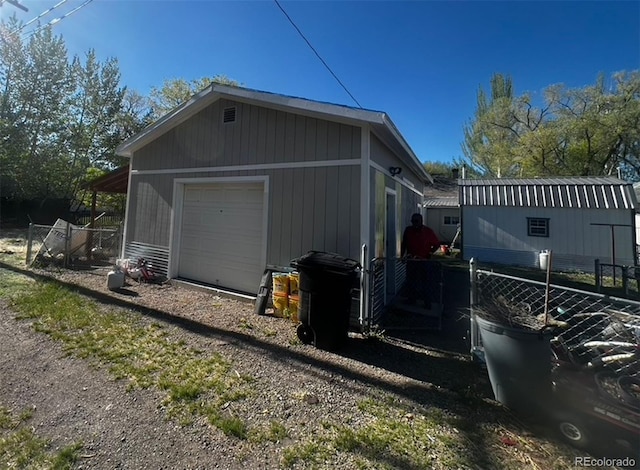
223,107 -> 236,123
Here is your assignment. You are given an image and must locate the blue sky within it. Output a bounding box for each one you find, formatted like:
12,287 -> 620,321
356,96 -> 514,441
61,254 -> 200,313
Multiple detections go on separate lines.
4,0 -> 639,165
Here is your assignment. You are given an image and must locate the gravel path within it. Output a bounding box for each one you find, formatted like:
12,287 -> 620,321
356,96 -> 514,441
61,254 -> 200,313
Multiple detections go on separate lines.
0,300 -> 220,469
0,264 -> 498,469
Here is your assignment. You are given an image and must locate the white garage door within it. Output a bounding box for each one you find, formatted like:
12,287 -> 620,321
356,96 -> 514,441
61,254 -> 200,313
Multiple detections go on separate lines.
178,182 -> 265,294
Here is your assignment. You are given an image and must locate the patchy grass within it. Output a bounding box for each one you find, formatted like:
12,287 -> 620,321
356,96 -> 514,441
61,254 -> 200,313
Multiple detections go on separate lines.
0,229 -> 28,267
438,255 -> 639,298
280,396 -> 580,470
0,253 -> 602,469
0,405 -> 82,469
0,277 -> 253,437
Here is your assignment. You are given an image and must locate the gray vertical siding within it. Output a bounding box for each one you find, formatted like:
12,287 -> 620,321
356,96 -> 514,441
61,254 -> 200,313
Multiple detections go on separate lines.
127,165 -> 361,269
126,95 -> 365,273
127,174 -> 173,246
265,166 -> 361,266
370,134 -> 423,190
131,99 -> 361,171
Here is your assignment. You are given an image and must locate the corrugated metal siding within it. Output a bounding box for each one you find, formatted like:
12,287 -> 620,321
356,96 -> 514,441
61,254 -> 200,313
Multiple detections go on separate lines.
459,178 -> 637,209
132,99 -> 361,171
462,204 -> 636,270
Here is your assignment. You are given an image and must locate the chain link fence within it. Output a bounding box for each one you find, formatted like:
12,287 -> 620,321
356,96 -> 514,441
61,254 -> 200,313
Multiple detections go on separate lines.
595,260 -> 640,299
369,257 -> 443,332
470,260 -> 640,440
471,263 -> 640,375
26,221 -> 122,269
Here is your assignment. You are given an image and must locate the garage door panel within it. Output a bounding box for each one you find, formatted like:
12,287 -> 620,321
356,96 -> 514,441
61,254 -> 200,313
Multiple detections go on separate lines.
178,182 -> 265,293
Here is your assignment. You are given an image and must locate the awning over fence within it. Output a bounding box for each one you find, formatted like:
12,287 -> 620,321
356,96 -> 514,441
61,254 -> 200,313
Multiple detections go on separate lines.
83,165 -> 129,194
81,165 -> 128,229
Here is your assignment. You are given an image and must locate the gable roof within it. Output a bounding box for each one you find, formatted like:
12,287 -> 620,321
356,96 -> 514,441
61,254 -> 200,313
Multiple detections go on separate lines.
116,85 -> 432,184
424,197 -> 459,208
459,177 -> 637,209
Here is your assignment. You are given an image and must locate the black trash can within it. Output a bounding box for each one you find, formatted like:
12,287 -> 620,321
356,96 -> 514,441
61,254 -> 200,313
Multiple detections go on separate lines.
291,251 -> 360,351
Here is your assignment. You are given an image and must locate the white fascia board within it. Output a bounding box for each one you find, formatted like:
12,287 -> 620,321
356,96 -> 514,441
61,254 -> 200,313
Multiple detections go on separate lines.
213,84 -> 385,124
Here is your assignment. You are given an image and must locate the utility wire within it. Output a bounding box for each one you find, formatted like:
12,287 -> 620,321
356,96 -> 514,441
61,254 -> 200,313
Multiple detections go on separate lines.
273,0 -> 362,109
22,0 -> 94,39
16,0 -> 69,33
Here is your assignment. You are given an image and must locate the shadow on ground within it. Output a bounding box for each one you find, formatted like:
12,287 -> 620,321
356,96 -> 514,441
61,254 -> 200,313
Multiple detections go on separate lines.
3,261 -> 633,467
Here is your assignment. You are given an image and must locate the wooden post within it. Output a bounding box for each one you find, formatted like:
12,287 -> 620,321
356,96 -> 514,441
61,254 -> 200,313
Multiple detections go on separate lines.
64,222 -> 71,268
26,223 -> 33,265
87,190 -> 97,260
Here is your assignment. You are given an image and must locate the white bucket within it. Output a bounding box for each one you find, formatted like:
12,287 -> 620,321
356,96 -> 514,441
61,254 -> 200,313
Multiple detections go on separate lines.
107,269 -> 125,290
539,250 -> 550,271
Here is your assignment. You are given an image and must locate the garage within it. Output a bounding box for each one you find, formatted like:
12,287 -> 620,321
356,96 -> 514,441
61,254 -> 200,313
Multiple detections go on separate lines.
177,182 -> 266,294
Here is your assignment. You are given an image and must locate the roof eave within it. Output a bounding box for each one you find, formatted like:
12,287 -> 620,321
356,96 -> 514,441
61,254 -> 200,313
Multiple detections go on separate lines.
116,85 -> 433,187
379,114 -> 433,185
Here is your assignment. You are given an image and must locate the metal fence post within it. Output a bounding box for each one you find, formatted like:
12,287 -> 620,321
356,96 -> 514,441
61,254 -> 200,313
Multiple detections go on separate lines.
359,244 -> 369,334
64,223 -> 71,268
594,259 -> 601,293
623,266 -> 629,296
26,223 -> 33,265
469,257 -> 479,357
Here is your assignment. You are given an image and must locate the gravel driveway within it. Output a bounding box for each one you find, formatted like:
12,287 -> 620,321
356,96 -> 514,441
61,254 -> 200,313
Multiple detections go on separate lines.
0,263 -> 550,469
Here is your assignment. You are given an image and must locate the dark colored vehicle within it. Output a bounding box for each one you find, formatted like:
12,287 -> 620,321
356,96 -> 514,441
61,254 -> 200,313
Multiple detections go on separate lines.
548,310 -> 640,453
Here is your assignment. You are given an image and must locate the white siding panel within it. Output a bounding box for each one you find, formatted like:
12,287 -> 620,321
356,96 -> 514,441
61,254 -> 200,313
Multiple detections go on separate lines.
463,205 -> 636,271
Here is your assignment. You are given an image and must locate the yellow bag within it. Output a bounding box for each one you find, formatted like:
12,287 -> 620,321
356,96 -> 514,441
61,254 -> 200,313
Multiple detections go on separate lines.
288,295 -> 299,323
272,293 -> 288,318
272,273 -> 289,296
288,272 -> 299,297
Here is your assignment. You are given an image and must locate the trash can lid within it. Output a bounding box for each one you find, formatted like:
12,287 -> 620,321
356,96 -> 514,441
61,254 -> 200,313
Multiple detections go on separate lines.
291,251 -> 360,272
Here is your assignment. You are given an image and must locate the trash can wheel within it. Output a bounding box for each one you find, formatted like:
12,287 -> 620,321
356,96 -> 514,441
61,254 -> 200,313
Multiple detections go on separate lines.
297,324 -> 314,344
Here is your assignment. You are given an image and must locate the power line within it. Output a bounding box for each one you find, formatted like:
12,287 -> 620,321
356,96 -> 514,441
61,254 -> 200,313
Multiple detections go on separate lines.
273,0 -> 362,109
22,0 -> 94,40
17,0 -> 69,33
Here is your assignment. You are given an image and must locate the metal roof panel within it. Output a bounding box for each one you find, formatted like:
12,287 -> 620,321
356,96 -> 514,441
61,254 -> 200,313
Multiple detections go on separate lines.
458,177 -> 637,209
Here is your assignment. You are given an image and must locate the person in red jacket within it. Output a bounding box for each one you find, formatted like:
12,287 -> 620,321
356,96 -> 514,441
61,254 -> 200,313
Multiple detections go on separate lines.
401,213 -> 439,308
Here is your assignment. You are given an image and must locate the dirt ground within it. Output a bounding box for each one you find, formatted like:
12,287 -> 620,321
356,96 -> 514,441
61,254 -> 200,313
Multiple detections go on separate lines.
0,233 -> 633,469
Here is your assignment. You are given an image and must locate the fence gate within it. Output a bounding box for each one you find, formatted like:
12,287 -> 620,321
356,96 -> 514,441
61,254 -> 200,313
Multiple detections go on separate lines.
368,257 -> 443,332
